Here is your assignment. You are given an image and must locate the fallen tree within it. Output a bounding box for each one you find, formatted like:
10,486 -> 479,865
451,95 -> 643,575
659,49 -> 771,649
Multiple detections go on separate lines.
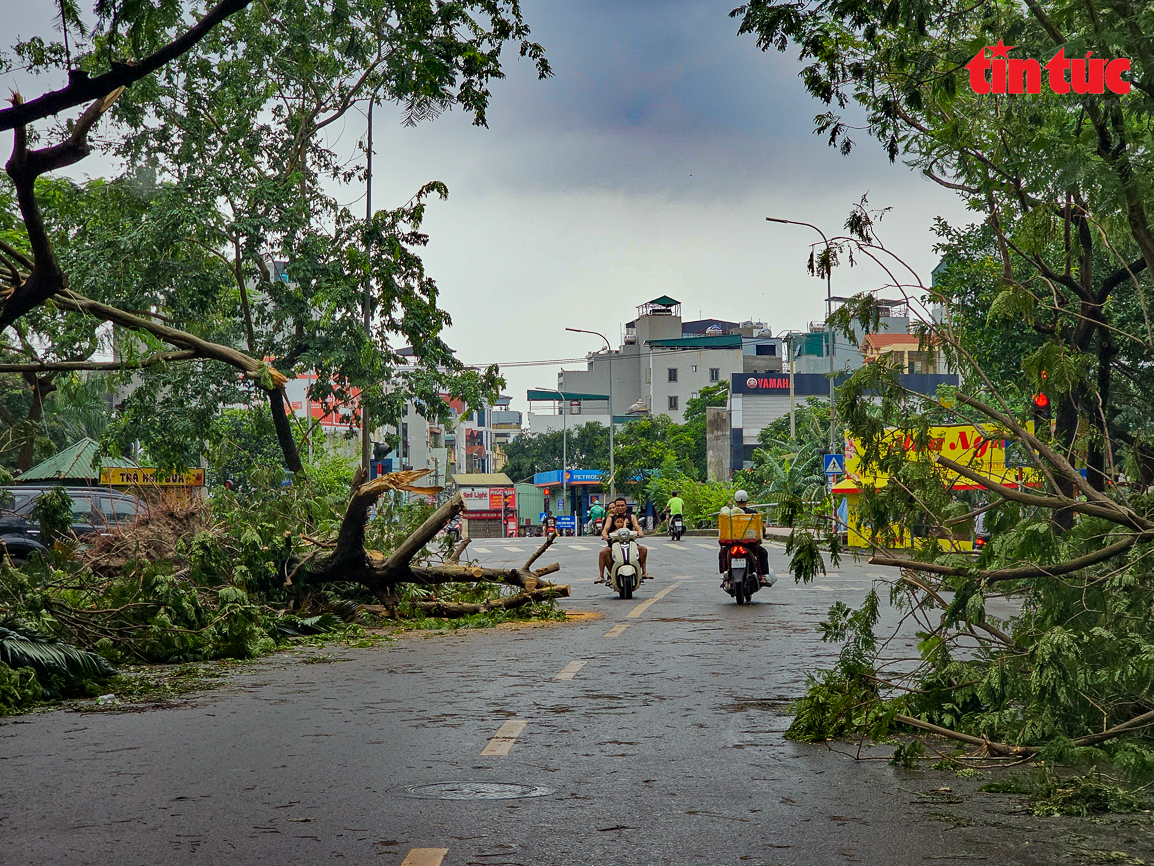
286,470 -> 570,618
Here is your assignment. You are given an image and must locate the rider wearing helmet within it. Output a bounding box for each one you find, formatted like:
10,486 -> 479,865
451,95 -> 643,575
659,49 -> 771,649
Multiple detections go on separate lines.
725,489 -> 771,586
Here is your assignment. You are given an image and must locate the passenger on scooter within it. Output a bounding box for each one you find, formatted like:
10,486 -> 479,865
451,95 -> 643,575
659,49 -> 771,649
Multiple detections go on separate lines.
598,497 -> 649,583
721,489 -> 772,586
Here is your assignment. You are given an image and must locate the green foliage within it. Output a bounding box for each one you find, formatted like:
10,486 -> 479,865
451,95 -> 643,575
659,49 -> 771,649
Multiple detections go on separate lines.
786,668 -> 884,743
29,486 -> 73,546
0,618 -> 115,693
500,422 -> 609,484
404,602 -> 565,631
1030,771 -> 1146,818
0,661 -> 41,715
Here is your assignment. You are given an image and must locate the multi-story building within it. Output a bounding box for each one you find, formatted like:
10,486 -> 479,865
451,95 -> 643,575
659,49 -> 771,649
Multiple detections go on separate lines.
528,296 -> 782,432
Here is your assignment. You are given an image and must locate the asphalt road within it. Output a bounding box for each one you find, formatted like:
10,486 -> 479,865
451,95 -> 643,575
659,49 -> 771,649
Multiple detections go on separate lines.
2,536 -> 1148,865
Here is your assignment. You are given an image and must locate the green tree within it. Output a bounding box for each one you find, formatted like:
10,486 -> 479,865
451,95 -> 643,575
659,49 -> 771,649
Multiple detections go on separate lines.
0,0 -> 548,473
679,381 -> 730,478
500,422 -> 609,483
735,0 -> 1154,770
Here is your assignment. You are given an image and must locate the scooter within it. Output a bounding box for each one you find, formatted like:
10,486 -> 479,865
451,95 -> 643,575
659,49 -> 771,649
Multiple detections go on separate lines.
669,514 -> 684,541
608,528 -> 642,600
720,539 -> 774,605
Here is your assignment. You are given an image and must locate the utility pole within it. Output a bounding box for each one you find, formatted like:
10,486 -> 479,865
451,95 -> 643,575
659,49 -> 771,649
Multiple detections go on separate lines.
537,386 -> 568,522
360,94 -> 376,477
566,327 -> 615,498
779,330 -> 803,441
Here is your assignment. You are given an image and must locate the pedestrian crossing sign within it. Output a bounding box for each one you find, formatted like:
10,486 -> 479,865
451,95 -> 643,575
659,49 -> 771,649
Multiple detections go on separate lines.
824,454 -> 845,475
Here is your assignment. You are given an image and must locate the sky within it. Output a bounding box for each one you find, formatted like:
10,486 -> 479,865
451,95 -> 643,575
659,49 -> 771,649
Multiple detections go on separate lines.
4,0 -> 975,416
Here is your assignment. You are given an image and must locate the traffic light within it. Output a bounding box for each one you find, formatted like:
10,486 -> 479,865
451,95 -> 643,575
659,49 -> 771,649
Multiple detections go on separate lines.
1031,392 -> 1051,430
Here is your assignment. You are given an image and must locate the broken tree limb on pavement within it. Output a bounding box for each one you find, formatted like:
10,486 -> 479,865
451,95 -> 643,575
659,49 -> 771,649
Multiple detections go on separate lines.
298,471 -> 569,616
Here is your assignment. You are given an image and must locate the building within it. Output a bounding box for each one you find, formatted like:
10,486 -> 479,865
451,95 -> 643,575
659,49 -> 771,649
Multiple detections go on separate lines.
788,301 -> 912,375
529,296 -> 781,433
861,333 -> 946,374
450,472 -> 517,538
726,369 -> 959,472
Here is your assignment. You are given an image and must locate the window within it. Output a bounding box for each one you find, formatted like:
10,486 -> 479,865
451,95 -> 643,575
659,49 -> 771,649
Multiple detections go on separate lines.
691,365 -> 697,373
755,344 -> 777,356
709,367 -> 720,382
667,368 -> 678,383
668,396 -> 679,411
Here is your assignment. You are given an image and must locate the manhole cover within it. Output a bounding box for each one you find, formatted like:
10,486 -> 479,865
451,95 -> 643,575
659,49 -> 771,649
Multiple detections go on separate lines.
401,782 -> 552,800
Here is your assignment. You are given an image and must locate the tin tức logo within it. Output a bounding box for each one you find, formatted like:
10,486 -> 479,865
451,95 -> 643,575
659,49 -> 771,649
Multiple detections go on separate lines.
966,41 -> 1131,95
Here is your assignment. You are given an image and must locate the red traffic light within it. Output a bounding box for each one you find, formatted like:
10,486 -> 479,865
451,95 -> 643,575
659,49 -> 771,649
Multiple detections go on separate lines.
1033,393 -> 1049,409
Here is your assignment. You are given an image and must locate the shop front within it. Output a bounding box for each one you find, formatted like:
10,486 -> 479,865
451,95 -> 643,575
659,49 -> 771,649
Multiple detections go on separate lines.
532,469 -> 607,535
452,473 -> 517,538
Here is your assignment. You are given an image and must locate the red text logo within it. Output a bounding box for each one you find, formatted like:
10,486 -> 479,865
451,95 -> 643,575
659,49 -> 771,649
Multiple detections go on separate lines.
966,41 -> 1131,95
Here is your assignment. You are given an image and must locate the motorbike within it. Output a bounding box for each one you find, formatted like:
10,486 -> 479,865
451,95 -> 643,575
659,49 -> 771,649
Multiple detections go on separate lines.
669,513 -> 684,541
591,517 -> 604,537
720,539 -> 774,605
608,528 -> 642,600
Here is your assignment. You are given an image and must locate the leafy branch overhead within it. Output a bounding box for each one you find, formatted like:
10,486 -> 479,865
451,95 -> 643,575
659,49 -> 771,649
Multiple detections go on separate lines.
735,0 -> 1154,773
1,0 -> 549,473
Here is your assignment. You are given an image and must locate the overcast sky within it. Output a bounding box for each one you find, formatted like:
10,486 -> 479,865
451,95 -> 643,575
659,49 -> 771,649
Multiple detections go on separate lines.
5,1 -> 973,416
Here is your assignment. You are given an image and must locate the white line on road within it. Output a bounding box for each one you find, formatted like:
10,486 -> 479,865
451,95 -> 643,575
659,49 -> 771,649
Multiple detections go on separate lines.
627,581 -> 684,618
472,547 -> 492,553
695,543 -> 716,550
605,623 -> 630,638
480,720 -> 527,756
553,660 -> 589,681
505,546 -> 525,552
566,545 -> 592,551
401,849 -> 448,866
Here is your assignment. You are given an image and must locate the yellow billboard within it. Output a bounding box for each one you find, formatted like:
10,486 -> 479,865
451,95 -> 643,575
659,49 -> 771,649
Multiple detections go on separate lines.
833,424 -> 1039,550
100,467 -> 206,487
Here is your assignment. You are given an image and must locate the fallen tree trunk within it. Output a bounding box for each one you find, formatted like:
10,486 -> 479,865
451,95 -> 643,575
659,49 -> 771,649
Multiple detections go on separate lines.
411,584 -> 570,618
297,471 -> 569,614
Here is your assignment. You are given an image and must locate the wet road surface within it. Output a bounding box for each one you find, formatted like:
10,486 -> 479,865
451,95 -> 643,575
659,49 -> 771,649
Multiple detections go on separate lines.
2,536 -> 1148,864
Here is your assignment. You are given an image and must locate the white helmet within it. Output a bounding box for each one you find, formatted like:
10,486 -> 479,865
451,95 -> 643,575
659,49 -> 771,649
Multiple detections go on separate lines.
734,489 -> 749,503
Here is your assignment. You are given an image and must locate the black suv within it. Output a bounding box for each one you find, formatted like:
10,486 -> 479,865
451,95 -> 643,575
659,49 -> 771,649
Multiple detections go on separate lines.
1,485 -> 147,540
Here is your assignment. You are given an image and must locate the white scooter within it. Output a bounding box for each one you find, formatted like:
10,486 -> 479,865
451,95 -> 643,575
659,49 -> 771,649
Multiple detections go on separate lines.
608,528 -> 642,600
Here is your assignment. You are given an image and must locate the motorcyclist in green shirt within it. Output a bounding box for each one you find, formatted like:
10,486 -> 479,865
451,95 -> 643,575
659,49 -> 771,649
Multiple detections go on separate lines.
665,492 -> 685,523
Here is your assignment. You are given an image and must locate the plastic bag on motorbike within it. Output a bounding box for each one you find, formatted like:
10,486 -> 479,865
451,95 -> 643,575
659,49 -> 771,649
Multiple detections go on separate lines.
762,564 -> 778,587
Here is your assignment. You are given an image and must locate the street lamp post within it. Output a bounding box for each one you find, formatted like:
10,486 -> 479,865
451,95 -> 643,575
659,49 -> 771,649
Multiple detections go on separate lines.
765,217 -> 837,456
536,386 -> 568,520
565,327 -> 615,499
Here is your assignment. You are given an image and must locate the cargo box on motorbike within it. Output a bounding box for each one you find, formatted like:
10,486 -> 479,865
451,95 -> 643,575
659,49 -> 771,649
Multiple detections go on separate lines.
719,511 -> 762,542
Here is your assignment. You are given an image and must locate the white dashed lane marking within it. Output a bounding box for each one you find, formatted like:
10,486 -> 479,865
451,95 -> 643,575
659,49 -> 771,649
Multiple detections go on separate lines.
481,720 -> 527,756
695,543 -> 716,550
553,660 -> 588,681
472,547 -> 492,553
627,581 -> 684,618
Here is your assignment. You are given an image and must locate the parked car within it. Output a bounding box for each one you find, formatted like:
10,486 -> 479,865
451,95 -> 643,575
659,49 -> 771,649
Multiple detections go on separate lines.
1,485 -> 148,540
0,513 -> 48,563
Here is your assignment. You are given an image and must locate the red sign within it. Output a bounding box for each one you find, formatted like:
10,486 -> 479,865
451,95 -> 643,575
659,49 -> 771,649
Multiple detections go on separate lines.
967,42 -> 1131,95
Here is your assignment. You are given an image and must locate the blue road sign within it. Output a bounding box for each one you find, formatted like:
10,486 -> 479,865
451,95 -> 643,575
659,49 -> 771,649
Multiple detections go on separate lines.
824,454 -> 845,475
555,515 -> 576,530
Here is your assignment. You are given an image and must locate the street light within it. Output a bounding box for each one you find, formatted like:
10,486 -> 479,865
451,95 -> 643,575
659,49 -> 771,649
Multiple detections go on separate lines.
765,217 -> 837,456
535,385 -> 567,521
565,327 -> 615,498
